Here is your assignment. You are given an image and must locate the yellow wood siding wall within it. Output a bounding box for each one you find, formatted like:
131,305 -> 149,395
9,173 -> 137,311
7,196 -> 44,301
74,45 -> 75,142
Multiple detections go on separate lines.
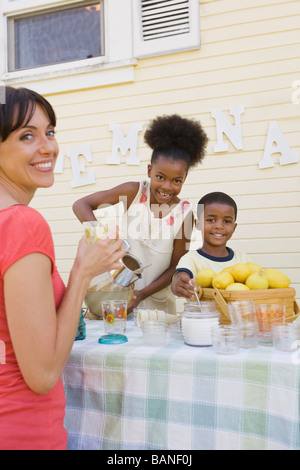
28,0 -> 300,302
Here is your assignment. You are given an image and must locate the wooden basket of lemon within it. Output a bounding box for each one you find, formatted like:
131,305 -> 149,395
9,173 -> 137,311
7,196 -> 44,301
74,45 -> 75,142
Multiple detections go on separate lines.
195,263 -> 299,325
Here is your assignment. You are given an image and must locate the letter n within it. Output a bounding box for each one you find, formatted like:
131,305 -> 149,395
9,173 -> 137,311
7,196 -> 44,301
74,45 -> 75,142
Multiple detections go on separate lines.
211,106 -> 245,152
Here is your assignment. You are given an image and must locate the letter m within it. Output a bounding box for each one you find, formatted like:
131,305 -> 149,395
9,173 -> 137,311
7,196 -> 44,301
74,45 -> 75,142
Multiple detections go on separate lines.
106,123 -> 143,165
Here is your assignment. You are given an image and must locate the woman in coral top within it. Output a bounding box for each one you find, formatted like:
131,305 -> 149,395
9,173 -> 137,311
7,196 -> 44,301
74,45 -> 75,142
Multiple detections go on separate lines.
0,87 -> 125,450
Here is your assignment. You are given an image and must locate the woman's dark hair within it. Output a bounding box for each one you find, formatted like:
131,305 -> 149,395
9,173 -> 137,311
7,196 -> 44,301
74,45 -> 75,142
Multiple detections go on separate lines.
0,86 -> 56,142
144,114 -> 208,171
197,192 -> 238,220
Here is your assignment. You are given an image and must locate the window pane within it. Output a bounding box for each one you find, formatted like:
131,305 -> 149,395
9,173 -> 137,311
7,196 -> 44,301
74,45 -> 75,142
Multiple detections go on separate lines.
12,3 -> 102,71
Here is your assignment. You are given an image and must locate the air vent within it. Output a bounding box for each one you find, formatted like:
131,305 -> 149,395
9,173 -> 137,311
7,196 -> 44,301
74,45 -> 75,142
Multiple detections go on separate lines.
133,0 -> 200,58
141,0 -> 190,41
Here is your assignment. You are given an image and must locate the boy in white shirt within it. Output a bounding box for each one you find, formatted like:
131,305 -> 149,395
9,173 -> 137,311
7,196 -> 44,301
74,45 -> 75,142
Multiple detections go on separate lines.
171,192 -> 253,300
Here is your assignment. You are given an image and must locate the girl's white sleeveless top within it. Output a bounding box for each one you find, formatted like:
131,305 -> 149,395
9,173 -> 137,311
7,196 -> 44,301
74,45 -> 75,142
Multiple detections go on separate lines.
120,180 -> 192,314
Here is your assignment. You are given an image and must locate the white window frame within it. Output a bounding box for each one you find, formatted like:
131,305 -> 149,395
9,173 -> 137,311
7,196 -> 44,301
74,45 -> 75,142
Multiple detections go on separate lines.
0,0 -> 200,94
6,1 -> 105,72
0,0 -> 136,93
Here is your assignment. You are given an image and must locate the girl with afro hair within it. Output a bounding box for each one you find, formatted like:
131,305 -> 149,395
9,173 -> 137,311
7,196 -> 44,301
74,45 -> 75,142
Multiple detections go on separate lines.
73,114 -> 208,314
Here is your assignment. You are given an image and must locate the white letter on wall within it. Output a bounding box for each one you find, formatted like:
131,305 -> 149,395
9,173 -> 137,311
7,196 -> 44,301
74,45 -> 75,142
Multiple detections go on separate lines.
106,123 -> 143,165
291,80 -> 300,104
54,153 -> 65,174
67,145 -> 96,188
259,121 -> 299,169
211,106 -> 245,152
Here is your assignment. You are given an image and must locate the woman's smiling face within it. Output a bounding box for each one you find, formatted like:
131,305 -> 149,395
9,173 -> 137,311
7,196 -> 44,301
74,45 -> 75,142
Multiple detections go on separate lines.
147,155 -> 188,207
0,104 -> 58,201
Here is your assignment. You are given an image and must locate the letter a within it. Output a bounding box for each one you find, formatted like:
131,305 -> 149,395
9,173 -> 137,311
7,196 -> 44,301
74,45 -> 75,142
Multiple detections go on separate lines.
259,121 -> 299,169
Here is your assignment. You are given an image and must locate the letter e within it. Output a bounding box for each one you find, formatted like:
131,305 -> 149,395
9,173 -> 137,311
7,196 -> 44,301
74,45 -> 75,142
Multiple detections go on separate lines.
67,145 -> 96,188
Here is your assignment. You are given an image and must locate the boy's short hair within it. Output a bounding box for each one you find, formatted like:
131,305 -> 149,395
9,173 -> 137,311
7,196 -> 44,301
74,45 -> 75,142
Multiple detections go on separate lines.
197,192 -> 238,220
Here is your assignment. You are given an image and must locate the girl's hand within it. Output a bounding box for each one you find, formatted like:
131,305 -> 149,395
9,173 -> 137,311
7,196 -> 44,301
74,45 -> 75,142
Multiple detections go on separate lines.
171,272 -> 196,300
128,290 -> 145,313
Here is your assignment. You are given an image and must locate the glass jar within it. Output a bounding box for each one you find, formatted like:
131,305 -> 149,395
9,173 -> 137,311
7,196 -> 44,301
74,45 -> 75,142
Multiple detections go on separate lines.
183,301 -> 218,314
167,316 -> 181,339
238,322 -> 259,349
142,321 -> 167,346
181,304 -> 220,347
272,324 -> 299,352
293,321 -> 300,340
211,325 -> 240,355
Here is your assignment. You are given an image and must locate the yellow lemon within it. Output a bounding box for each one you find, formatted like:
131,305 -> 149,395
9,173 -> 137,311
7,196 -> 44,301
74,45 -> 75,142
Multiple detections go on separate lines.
195,269 -> 216,288
221,266 -> 234,274
226,283 -> 250,291
212,272 -> 234,290
245,272 -> 269,290
263,268 -> 291,288
231,263 -> 253,283
246,262 -> 262,273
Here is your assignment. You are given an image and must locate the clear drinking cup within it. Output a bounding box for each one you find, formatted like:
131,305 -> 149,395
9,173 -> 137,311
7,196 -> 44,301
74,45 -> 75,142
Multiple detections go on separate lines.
238,322 -> 259,349
211,325 -> 240,355
83,220 -> 116,245
228,300 -> 257,325
255,304 -> 285,345
102,300 -> 127,335
272,323 -> 299,352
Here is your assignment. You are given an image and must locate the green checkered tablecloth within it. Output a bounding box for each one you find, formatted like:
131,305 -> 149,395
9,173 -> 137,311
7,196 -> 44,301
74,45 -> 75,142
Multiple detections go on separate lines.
62,318 -> 300,450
